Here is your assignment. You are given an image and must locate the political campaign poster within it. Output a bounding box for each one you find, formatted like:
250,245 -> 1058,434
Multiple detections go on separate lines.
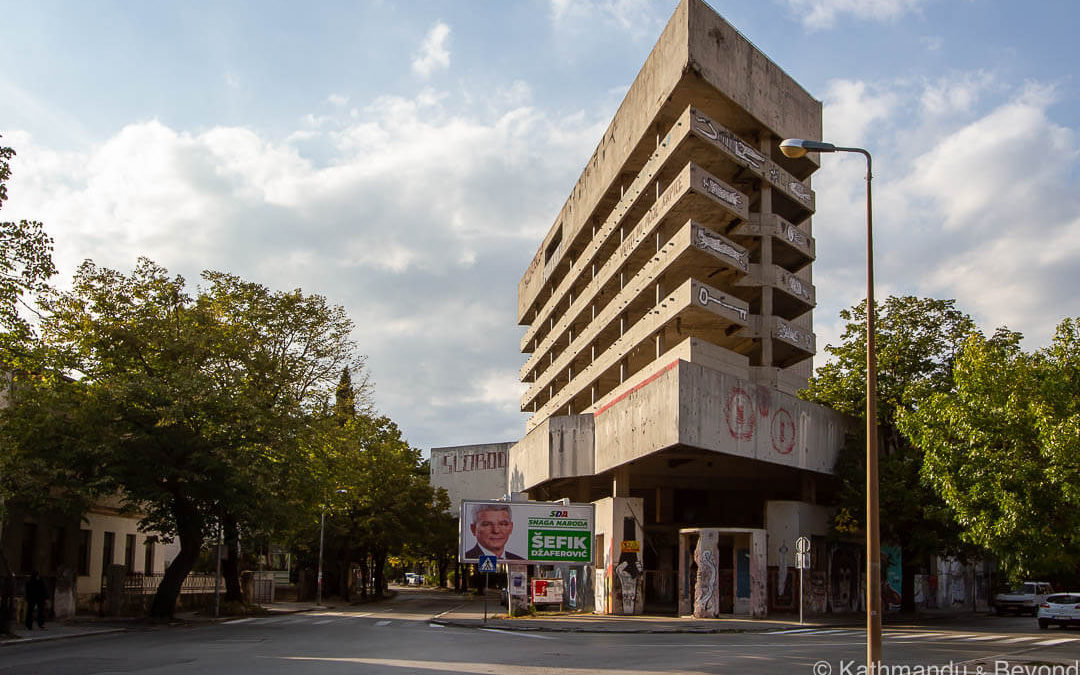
459,500 -> 594,564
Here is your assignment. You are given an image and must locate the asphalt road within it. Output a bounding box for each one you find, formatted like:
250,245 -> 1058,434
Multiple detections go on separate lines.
1,589 -> 1078,674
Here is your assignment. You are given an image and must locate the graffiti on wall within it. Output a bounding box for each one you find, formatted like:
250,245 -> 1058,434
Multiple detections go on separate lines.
698,286 -> 748,320
615,544 -> 644,615
694,227 -> 750,271
702,176 -> 743,208
771,409 -> 796,454
723,385 -> 800,455
693,113 -> 766,170
725,387 -> 757,441
809,571 -> 827,613
828,545 -> 860,613
883,545 -> 903,611
695,549 -> 718,617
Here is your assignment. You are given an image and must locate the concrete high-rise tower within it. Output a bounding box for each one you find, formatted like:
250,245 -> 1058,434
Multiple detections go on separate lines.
509,0 -> 853,617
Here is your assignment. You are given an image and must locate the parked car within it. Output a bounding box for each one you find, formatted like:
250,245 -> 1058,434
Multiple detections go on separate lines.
994,581 -> 1053,616
1038,593 -> 1080,629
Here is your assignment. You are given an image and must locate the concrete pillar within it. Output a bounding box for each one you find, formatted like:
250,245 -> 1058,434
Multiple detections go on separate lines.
751,530 -> 768,618
694,530 -> 720,618
613,466 -> 630,498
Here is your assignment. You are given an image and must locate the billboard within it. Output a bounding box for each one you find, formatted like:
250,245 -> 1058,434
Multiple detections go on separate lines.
459,500 -> 594,565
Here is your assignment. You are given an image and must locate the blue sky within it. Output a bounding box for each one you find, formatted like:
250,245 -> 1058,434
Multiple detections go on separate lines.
3,0 -> 1079,453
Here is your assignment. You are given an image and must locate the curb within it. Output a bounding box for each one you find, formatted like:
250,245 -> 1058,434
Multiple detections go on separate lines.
0,627 -> 128,647
427,617 -> 858,634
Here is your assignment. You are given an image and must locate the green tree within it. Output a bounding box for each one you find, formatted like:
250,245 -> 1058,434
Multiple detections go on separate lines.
0,137 -> 59,523
322,414 -> 439,599
802,296 -> 977,610
1,258 -> 363,617
900,320 -> 1080,582
0,138 -> 56,340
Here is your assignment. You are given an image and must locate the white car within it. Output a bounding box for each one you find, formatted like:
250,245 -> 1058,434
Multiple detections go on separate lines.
995,581 -> 1053,616
1038,593 -> 1080,629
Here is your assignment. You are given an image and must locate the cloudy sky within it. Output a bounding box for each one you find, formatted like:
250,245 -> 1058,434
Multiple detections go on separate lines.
2,0 -> 1078,452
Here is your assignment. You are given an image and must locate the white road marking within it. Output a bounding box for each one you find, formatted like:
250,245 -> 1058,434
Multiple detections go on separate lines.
964,634 -> 1010,641
478,628 -> 556,640
767,628 -> 821,634
223,618 -> 255,625
1035,637 -> 1077,646
375,620 -> 392,626
313,619 -> 335,625
999,636 -> 1038,643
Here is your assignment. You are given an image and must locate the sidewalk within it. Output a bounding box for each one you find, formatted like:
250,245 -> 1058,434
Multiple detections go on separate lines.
0,600 -> 330,647
430,593 -> 862,633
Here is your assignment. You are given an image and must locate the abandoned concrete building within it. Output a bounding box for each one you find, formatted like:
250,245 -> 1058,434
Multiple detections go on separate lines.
507,0 -> 855,618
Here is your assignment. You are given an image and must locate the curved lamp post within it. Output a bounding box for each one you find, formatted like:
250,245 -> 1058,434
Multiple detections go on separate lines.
779,138 -> 881,667
317,488 -> 349,606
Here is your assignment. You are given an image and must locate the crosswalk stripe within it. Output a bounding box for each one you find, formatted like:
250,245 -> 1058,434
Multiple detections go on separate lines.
999,636 -> 1037,643
964,635 -> 1009,641
888,632 -> 947,639
768,628 -> 821,634
223,618 -> 255,625
1035,638 -> 1077,646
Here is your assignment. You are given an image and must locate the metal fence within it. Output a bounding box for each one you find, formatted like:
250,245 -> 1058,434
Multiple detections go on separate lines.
111,572 -> 221,596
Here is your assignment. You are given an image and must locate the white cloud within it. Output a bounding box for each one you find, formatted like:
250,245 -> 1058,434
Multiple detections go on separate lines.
812,76 -> 1080,364
548,0 -> 661,40
780,0 -> 927,30
327,93 -> 349,107
3,86 -> 609,450
919,71 -> 994,116
412,22 -> 451,78
822,79 -> 897,145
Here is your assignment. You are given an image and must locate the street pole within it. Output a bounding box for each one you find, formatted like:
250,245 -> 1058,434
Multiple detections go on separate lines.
779,138 -> 880,666
214,521 -> 223,618
316,507 -> 326,606
862,149 -> 882,668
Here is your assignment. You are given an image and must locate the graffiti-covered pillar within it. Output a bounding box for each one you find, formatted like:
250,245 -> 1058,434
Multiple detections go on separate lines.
693,530 -> 720,618
592,496 -> 644,615
750,529 -> 767,618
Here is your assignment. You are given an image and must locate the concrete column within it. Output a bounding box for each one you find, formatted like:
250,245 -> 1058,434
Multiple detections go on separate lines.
751,530 -> 768,618
613,466 -> 630,498
759,133 -> 775,369
694,530 -> 720,618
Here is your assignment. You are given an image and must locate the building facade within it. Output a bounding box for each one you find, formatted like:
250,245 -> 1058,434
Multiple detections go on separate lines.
509,0 -> 854,617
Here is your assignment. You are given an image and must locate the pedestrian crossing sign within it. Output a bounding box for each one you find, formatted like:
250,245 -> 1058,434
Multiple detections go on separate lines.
478,555 -> 497,573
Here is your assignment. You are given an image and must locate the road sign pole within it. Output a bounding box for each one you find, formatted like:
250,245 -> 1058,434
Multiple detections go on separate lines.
799,565 -> 804,624
795,537 -> 810,625
483,571 -> 488,624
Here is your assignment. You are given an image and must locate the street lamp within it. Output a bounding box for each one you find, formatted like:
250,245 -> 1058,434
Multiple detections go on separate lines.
316,488 -> 348,607
780,137 -> 881,666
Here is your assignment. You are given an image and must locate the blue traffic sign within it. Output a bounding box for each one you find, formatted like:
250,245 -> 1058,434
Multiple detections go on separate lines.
478,555 -> 497,573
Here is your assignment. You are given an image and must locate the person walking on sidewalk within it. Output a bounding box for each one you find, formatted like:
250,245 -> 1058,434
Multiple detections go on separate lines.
23,571 -> 47,630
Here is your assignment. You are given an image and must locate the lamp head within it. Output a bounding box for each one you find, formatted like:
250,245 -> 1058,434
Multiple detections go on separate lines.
779,138 -> 837,158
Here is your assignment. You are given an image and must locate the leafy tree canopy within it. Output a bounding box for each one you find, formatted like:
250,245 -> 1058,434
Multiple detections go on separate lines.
802,296 -> 979,608
1,257 -> 365,616
900,319 -> 1080,582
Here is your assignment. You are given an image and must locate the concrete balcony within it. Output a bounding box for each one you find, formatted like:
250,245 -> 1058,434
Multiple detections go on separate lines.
522,277 -> 749,428
743,316 -> 816,368
734,214 -> 815,273
521,162 -> 748,383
